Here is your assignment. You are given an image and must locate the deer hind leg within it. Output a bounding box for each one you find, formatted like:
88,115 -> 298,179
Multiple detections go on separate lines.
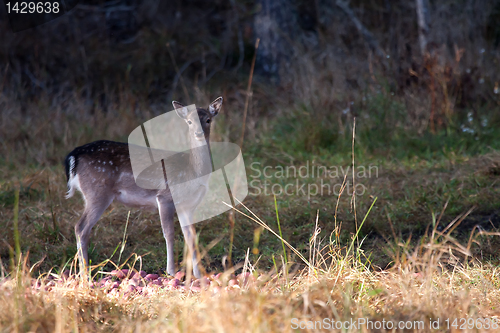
75,195 -> 114,274
178,212 -> 201,278
156,196 -> 176,276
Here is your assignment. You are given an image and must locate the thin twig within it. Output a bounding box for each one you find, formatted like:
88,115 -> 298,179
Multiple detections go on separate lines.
239,38 -> 260,149
227,38 -> 260,269
351,118 -> 358,247
229,0 -> 244,73
166,43 -> 190,103
335,0 -> 386,58
118,211 -> 131,266
168,56 -> 203,101
224,198 -> 317,273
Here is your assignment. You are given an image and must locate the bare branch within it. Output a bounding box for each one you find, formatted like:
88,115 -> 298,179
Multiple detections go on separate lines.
335,0 -> 386,58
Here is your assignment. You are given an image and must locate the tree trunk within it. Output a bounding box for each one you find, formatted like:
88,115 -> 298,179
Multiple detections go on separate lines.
253,0 -> 297,83
415,0 -> 430,56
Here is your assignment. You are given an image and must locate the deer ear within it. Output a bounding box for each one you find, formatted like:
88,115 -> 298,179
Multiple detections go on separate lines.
172,101 -> 186,109
208,97 -> 223,116
172,101 -> 188,119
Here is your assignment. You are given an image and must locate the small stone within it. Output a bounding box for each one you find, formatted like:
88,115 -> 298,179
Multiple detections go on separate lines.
169,278 -> 181,287
111,270 -> 125,279
130,277 -> 145,287
238,272 -> 251,280
190,286 -> 201,292
174,271 -> 185,280
210,276 -> 222,286
200,277 -> 210,287
62,270 -> 70,281
238,272 -> 254,287
145,274 -> 158,281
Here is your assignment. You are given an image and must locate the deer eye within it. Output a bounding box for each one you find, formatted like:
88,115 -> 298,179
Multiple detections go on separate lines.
187,120 -> 192,125
206,119 -> 211,124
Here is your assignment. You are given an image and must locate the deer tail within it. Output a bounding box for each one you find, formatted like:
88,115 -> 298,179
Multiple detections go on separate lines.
64,155 -> 77,199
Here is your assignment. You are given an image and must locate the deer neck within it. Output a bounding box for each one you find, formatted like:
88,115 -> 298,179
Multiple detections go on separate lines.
189,139 -> 212,176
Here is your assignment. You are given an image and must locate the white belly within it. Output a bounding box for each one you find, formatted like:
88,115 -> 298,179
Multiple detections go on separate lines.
115,190 -> 158,209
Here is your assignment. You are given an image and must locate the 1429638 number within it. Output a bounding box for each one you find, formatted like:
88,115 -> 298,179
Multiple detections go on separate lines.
6,2 -> 60,14
445,318 -> 499,330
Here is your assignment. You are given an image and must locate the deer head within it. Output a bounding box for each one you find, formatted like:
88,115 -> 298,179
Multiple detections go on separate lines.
172,97 -> 223,147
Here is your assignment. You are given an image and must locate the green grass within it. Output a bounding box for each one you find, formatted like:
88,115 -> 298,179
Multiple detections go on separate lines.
1,91 -> 499,276
255,95 -> 500,164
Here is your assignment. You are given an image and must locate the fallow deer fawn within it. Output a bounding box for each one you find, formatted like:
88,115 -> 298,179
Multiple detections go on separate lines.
64,97 -> 222,278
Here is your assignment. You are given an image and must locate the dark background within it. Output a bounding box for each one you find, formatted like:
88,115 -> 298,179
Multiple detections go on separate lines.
0,0 -> 499,273
1,0 -> 499,124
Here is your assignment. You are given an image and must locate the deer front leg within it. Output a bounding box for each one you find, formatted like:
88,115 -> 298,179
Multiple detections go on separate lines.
157,196 -> 176,276
178,212 -> 201,278
181,225 -> 201,278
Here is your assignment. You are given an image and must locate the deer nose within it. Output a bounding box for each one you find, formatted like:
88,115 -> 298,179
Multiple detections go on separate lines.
195,131 -> 204,137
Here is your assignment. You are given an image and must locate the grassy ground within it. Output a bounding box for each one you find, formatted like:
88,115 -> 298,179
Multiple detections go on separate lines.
1,117 -> 499,274
1,88 -> 500,331
1,2 -> 500,329
1,210 -> 500,332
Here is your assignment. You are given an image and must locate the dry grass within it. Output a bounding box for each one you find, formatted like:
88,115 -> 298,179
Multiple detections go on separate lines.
1,206 -> 500,332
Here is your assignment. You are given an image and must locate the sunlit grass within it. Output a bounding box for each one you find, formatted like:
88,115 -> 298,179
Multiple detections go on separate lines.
1,200 -> 500,332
